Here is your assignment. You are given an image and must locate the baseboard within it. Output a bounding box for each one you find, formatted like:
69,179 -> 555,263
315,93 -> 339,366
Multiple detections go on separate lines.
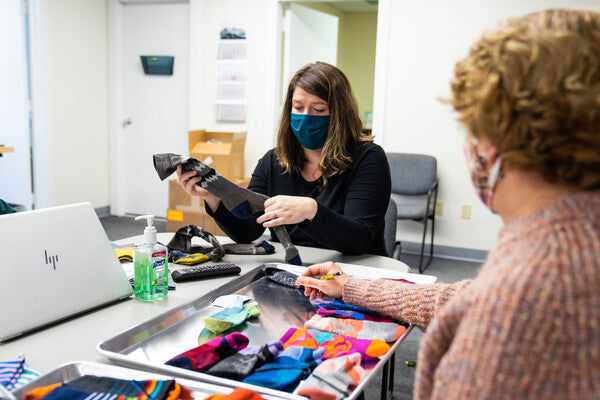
399,241 -> 488,263
94,206 -> 111,218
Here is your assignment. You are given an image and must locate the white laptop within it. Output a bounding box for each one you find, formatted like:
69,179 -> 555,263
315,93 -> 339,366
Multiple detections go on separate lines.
0,202 -> 133,341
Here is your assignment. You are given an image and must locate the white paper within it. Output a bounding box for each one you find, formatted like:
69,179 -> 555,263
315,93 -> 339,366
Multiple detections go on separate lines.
211,294 -> 252,308
215,103 -> 246,122
218,41 -> 247,60
216,62 -> 247,81
216,82 -> 246,100
276,262 -> 437,284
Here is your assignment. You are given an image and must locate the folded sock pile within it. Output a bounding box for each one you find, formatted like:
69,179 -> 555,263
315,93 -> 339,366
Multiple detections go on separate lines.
313,299 -> 383,318
165,332 -> 249,372
316,307 -> 396,323
280,328 -> 389,362
203,387 -> 268,400
305,314 -> 406,342
24,375 -> 190,400
295,353 -> 366,400
0,356 -> 24,391
206,341 -> 284,380
243,346 -> 324,392
201,297 -> 260,334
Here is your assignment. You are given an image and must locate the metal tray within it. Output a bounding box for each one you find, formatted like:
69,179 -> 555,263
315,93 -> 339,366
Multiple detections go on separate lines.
11,361 -> 287,400
97,263 -> 412,400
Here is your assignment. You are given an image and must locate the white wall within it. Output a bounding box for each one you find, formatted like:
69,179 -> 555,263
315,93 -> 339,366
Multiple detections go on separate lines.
380,0 -> 600,252
33,0 -> 110,209
34,0 -> 600,252
189,0 -> 275,179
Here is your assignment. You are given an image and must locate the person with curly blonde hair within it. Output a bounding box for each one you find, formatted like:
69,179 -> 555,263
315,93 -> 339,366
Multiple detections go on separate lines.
178,62 -> 391,255
298,9 -> 600,399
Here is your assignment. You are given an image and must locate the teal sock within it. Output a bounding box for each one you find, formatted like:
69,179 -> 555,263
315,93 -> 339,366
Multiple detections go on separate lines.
201,298 -> 260,334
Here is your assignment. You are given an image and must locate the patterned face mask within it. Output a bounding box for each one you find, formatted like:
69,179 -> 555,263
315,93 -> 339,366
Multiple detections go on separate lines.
462,137 -> 503,212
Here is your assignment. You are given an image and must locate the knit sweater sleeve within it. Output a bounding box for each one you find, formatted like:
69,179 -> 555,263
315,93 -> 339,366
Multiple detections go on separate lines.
342,277 -> 472,330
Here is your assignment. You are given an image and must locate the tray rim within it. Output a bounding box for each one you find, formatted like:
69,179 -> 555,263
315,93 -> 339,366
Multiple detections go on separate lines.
96,263 -> 412,400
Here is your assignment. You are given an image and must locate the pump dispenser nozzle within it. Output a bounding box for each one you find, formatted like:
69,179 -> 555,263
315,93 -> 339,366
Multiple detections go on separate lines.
135,215 -> 157,245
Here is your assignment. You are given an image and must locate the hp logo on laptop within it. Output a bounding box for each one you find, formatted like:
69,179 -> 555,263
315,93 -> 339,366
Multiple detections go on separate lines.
45,250 -> 59,270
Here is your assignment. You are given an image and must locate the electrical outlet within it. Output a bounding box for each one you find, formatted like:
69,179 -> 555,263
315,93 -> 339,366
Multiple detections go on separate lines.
435,201 -> 443,217
461,205 -> 472,219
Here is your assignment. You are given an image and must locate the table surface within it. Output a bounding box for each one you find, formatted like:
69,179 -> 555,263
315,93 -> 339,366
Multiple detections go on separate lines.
0,233 -> 410,375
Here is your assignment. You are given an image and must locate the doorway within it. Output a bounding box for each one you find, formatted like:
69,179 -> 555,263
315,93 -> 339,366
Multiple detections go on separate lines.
0,0 -> 33,211
279,1 -> 379,132
110,1 -> 190,218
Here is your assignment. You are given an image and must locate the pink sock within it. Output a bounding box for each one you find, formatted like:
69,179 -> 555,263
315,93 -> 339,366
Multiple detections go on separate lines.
280,327 -> 389,362
305,314 -> 406,342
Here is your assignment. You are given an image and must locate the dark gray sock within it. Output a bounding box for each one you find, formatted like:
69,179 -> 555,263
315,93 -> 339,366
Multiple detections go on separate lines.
153,153 -> 302,265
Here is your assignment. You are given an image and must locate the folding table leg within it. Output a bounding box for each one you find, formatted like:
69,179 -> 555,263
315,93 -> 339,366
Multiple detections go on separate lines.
381,359 -> 390,400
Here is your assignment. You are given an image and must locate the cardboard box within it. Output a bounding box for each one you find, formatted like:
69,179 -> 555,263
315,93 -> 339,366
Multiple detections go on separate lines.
166,209 -> 226,236
168,178 -> 251,211
189,130 -> 247,180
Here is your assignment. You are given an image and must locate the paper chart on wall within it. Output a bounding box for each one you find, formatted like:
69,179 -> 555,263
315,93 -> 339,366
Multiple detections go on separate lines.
276,263 -> 437,284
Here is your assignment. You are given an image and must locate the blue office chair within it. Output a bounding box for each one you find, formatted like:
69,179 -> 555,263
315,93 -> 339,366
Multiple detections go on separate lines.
387,153 -> 438,273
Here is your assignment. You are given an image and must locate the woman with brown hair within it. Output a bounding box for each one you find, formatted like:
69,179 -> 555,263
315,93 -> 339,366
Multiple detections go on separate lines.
298,9 -> 600,399
178,62 -> 391,256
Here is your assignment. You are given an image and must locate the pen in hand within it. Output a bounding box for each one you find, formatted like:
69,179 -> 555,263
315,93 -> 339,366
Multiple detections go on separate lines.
319,271 -> 344,280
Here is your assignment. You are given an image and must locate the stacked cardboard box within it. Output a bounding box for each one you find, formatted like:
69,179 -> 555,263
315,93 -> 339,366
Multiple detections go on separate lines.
166,178 -> 250,233
166,130 -> 250,235
188,130 -> 247,180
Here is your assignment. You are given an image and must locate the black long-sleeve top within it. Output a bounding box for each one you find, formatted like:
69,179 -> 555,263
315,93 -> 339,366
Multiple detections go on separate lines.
206,142 -> 391,256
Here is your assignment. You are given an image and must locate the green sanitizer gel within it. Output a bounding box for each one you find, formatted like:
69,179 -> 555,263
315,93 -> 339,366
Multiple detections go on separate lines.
133,215 -> 168,301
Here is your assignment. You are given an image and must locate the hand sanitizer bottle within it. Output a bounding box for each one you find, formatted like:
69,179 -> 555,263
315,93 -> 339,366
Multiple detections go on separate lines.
133,215 -> 168,301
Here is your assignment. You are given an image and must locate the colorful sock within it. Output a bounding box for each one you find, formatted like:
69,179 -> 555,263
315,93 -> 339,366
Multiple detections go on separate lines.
206,341 -> 284,380
305,314 -> 406,342
295,353 -> 366,400
32,386 -> 89,400
66,375 -> 182,400
166,332 -> 249,372
317,307 -> 397,323
243,346 -> 324,392
202,298 -> 260,334
316,300 -> 382,317
203,387 -> 268,400
263,266 -> 302,289
114,247 -> 134,262
0,356 -> 24,390
170,250 -> 210,265
23,383 -> 62,400
280,328 -> 390,362
167,225 -> 225,262
13,364 -> 42,391
153,153 -> 302,265
198,322 -> 249,345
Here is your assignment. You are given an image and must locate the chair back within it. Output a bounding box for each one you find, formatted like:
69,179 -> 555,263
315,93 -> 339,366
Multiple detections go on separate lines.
384,198 -> 397,257
387,153 -> 437,195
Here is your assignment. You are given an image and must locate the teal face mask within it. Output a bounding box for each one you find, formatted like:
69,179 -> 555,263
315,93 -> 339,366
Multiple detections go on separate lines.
290,113 -> 330,150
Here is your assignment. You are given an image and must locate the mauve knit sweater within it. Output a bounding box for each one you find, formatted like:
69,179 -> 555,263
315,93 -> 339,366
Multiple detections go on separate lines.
343,190 -> 600,399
